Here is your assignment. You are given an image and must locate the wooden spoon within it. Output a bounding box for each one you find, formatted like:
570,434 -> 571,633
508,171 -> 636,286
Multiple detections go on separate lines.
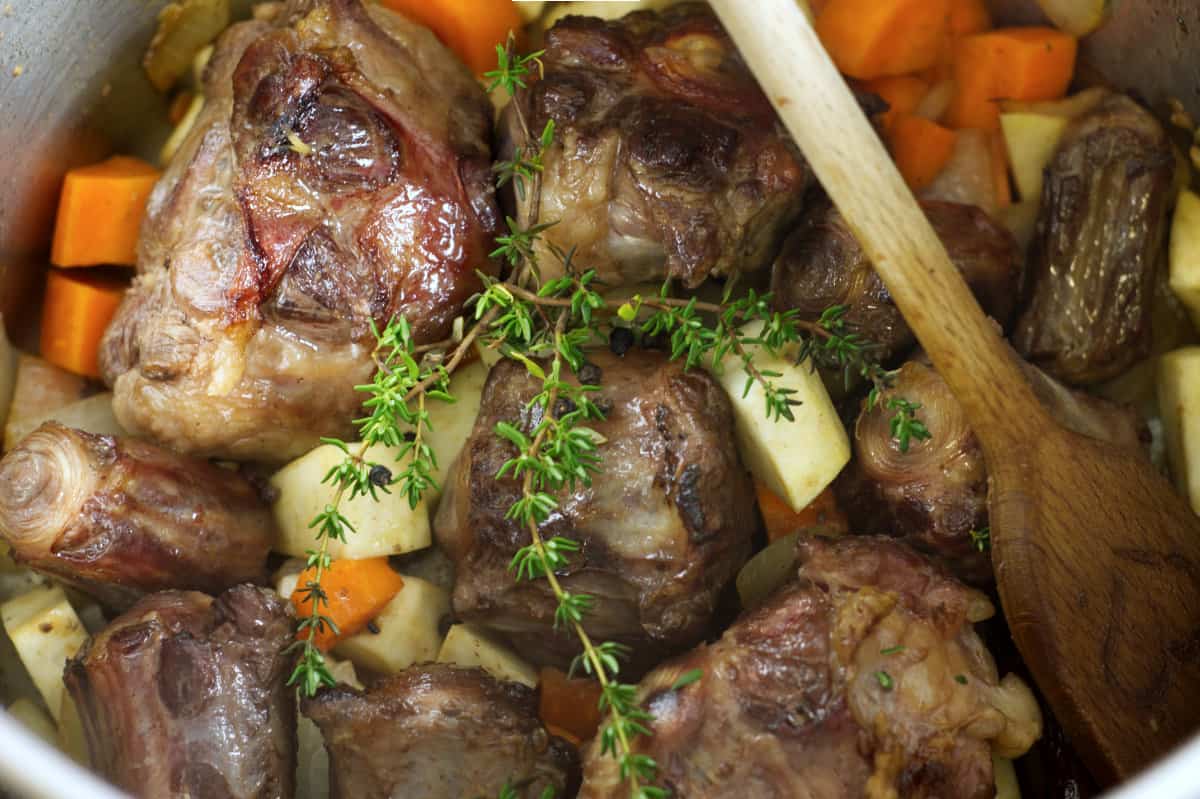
709,0 -> 1200,784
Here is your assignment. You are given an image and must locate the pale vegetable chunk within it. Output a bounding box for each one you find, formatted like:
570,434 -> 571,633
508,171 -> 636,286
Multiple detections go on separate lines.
414,360 -> 488,507
1,585 -> 88,723
1000,113 -> 1069,203
993,754 -> 1021,799
3,392 -> 126,449
437,624 -> 538,688
541,0 -> 680,29
335,576 -> 450,675
6,697 -> 56,744
3,354 -> 90,451
1158,347 -> 1200,514
270,442 -> 432,559
709,321 -> 850,513
1169,190 -> 1200,328
1035,0 -> 1113,36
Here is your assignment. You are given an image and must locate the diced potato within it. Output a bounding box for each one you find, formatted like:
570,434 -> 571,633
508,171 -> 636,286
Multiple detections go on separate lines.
993,754 -> 1021,799
1000,113 -> 1069,203
1169,189 -> 1200,328
1158,347 -> 1200,513
412,359 -> 488,507
335,576 -> 450,675
6,697 -> 56,745
1,586 -> 89,724
437,624 -> 538,687
4,354 -> 90,451
3,392 -> 126,450
708,321 -> 850,513
0,318 -> 16,436
270,442 -> 432,560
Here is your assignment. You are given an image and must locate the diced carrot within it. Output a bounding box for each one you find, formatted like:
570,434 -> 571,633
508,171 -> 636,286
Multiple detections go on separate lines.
862,76 -> 930,132
949,0 -> 992,36
989,130 -> 1012,209
291,558 -> 404,651
756,482 -> 848,543
539,667 -> 603,743
946,27 -> 1078,130
40,269 -> 127,379
378,0 -> 523,75
816,0 -> 951,80
50,156 -> 161,268
888,114 -> 959,191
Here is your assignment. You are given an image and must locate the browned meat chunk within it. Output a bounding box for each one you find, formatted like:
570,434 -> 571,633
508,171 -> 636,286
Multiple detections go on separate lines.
837,358 -> 1146,585
64,585 -> 296,799
580,536 -> 1042,798
772,200 -> 1020,364
434,349 -> 758,672
501,3 -> 809,288
302,664 -> 578,798
0,423 -> 272,608
1014,92 -> 1175,384
100,0 -> 499,461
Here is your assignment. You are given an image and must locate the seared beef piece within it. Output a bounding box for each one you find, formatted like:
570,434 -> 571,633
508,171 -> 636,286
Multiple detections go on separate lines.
434,349 -> 758,672
580,536 -> 1042,798
64,585 -> 295,799
100,0 -> 499,461
837,358 -> 1145,585
1014,92 -> 1175,384
501,3 -> 809,288
772,200 -> 1020,364
303,665 -> 578,799
0,423 -> 272,608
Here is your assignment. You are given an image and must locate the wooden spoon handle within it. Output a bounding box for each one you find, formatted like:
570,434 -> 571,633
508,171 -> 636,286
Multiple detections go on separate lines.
709,0 -> 1047,451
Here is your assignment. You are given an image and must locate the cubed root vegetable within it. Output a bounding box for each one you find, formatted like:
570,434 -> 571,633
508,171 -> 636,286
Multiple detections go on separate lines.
436,623 -> 538,687
861,75 -> 930,132
816,0 -> 951,80
538,667 -> 603,742
51,155 -> 161,268
1,585 -> 88,724
40,269 -> 128,379
947,27 -> 1077,130
334,576 -> 450,674
756,483 -> 847,543
290,557 -> 404,651
378,0 -> 522,74
999,111 -> 1070,202
889,114 -> 958,191
1169,190 -> 1200,328
1158,347 -> 1200,515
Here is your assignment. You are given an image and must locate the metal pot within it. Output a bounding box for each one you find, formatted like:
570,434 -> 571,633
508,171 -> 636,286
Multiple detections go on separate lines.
0,1 -> 1197,796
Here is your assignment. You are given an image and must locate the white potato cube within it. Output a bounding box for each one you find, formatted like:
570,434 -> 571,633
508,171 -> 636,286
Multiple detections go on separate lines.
6,697 -> 56,745
437,624 -> 538,687
415,360 -> 488,507
1000,112 -> 1069,203
335,576 -> 450,675
1169,189 -> 1200,328
270,442 -> 432,559
709,321 -> 850,513
1158,347 -> 1200,514
1,586 -> 88,723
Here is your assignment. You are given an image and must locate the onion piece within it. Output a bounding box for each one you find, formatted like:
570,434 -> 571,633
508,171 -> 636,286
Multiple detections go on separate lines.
915,79 -> 955,123
921,129 -> 997,216
1034,0 -> 1114,37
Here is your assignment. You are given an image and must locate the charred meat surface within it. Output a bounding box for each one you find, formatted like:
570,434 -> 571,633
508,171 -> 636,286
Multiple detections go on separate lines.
0,423 -> 272,608
434,349 -> 758,672
302,664 -> 577,799
1013,92 -> 1175,384
64,585 -> 296,799
837,358 -> 1146,585
502,3 -> 809,288
772,200 -> 1021,364
100,0 -> 499,461
580,536 -> 1042,798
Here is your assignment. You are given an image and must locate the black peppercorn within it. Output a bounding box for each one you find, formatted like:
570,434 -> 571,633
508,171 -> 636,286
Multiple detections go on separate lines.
369,464 -> 393,487
577,361 -> 602,385
609,326 -> 634,356
553,397 -> 577,418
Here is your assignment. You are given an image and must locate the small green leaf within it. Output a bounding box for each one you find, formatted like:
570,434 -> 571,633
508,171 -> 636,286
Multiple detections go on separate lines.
669,668 -> 703,691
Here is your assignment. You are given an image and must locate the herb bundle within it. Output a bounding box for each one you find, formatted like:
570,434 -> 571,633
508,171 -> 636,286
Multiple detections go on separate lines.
289,38 -> 931,799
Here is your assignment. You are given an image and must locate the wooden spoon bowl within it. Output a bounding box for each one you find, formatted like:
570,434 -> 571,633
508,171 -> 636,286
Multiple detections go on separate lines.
710,0 -> 1200,784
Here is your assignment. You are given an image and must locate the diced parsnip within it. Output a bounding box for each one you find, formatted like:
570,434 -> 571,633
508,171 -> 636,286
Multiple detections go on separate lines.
1158,347 -> 1200,514
270,442 -> 431,559
335,576 -> 450,675
708,321 -> 850,513
6,697 -> 57,745
993,754 -> 1021,799
410,359 -> 488,509
1169,190 -> 1200,328
142,0 -> 231,92
997,87 -> 1107,119
3,354 -> 89,451
736,532 -> 800,610
160,93 -> 205,165
437,624 -> 538,687
1034,0 -> 1113,37
0,318 -> 15,436
3,393 -> 127,450
1,585 -> 88,724
57,693 -> 88,766
1000,112 -> 1069,202
294,657 -> 359,799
